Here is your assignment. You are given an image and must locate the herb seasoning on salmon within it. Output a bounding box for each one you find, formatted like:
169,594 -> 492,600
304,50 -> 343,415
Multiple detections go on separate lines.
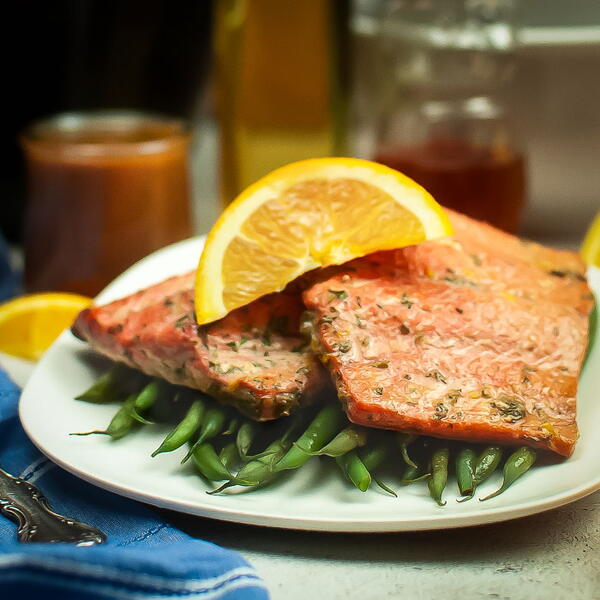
303,210 -> 592,457
73,272 -> 328,420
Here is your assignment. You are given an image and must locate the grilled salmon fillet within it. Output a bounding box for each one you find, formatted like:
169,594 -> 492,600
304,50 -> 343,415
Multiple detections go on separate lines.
303,210 -> 593,456
73,271 -> 327,420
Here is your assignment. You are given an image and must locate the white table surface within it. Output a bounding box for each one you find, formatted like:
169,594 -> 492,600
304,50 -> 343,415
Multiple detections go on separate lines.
4,354 -> 599,600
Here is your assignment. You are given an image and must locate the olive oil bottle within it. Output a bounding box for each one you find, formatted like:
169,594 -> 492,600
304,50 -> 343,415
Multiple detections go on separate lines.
214,0 -> 349,205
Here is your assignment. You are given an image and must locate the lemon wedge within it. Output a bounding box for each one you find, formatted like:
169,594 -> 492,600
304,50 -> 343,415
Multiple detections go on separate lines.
582,212 -> 600,267
0,292 -> 92,360
196,157 -> 453,324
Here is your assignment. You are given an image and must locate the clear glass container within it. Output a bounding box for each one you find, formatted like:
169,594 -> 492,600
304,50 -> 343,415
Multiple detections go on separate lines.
374,0 -> 525,233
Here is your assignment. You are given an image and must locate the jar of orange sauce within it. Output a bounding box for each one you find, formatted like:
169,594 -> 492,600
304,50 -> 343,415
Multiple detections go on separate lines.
21,111 -> 191,296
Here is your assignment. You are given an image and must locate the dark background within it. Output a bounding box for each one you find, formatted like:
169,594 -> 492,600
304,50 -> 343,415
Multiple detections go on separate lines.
1,1 -> 213,243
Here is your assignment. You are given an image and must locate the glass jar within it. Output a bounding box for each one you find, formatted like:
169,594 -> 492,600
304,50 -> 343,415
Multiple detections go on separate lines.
374,0 -> 525,233
21,111 -> 191,295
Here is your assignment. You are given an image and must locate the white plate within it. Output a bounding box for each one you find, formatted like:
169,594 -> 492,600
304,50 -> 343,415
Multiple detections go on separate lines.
19,240 -> 600,532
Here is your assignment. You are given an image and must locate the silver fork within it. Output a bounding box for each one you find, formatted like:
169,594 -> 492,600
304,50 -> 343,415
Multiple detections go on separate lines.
0,467 -> 106,545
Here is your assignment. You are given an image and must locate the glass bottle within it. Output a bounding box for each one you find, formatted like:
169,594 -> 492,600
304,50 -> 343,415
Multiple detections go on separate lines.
214,0 -> 349,206
374,0 -> 525,233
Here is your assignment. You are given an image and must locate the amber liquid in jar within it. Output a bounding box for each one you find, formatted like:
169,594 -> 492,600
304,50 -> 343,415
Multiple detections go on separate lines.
375,138 -> 525,234
21,112 -> 191,296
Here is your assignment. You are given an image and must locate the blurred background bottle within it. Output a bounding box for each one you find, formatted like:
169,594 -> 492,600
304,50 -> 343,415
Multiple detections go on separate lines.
372,0 -> 525,233
214,0 -> 350,205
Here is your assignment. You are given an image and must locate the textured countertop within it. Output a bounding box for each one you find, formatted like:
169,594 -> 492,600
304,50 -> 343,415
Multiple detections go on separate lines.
167,491 -> 600,600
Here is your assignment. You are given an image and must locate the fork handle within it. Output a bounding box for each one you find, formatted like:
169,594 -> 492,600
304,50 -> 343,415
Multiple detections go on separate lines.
0,467 -> 106,545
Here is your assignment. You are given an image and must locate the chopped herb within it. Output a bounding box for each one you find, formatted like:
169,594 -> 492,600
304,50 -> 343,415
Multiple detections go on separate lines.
174,314 -> 192,329
261,331 -> 272,346
376,303 -> 384,309
163,298 -> 174,307
426,370 -> 447,384
252,362 -> 265,369
481,388 -> 492,398
403,374 -> 411,380
355,314 -> 366,329
455,307 -> 464,314
400,293 -> 414,309
445,390 -> 462,403
264,350 -> 270,356
400,323 -> 410,335
356,296 -> 362,308
548,269 -> 586,282
552,326 -> 559,336
360,337 -> 370,347
328,289 -> 348,301
471,254 -> 482,266
226,341 -> 239,352
491,396 -> 526,422
225,366 -> 242,374
336,341 -> 352,353
443,274 -> 477,287
434,403 -> 448,419
239,335 -> 250,346
371,360 -> 389,368
296,366 -> 309,375
197,327 -> 209,348
320,315 -> 337,325
374,387 -> 383,396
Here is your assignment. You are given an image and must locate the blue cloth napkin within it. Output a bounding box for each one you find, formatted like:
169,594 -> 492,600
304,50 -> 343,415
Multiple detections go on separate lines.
0,369 -> 269,599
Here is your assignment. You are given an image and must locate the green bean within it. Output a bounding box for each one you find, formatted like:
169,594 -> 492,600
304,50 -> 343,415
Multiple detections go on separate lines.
455,448 -> 477,497
336,451 -> 371,492
151,400 -> 204,457
208,432 -> 294,493
182,406 -> 227,463
193,443 -> 233,481
397,433 -> 418,468
480,447 -> 537,501
222,418 -> 240,436
360,444 -> 389,471
236,422 -> 257,460
219,442 -> 239,471
400,463 -> 430,484
359,444 -> 396,496
75,364 -> 135,403
130,379 -> 164,424
474,446 -> 503,486
428,447 -> 449,506
274,404 -> 344,472
458,446 -> 503,502
398,439 -> 431,484
71,394 -> 138,439
296,426 -> 368,457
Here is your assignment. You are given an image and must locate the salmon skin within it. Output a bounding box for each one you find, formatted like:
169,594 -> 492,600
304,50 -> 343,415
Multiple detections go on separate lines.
73,271 -> 327,420
303,210 -> 593,456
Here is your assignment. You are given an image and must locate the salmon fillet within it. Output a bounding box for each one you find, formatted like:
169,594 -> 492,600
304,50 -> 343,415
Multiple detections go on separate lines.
303,210 -> 593,456
73,271 -> 327,420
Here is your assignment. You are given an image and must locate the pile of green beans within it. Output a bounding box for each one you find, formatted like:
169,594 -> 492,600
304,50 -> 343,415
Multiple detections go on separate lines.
73,366 -> 539,505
